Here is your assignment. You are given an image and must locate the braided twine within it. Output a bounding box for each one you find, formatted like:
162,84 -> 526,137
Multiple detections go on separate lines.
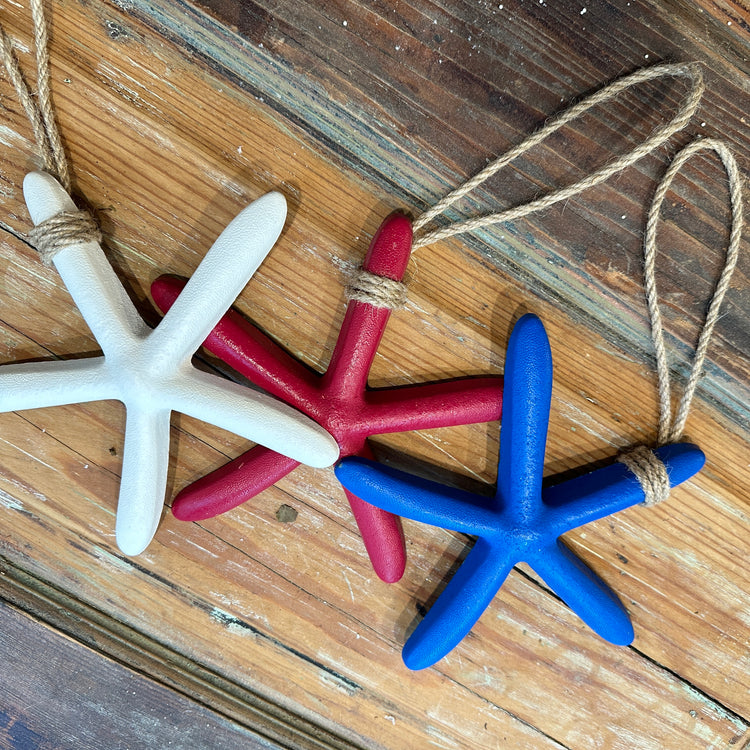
347,62 -> 704,308
618,139 -> 743,505
0,0 -> 99,264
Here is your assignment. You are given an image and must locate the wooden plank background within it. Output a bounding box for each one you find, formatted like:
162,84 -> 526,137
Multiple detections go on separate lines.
0,598 -> 282,749
0,0 -> 748,747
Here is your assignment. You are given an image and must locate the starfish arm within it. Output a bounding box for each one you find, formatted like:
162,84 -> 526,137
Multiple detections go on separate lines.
172,446 -> 299,522
168,367 -> 339,468
344,488 -> 406,583
324,303 -> 391,399
115,406 -> 171,555
0,357 -> 116,411
146,192 -> 287,369
323,213 -> 412,397
528,539 -> 634,645
340,442 -> 406,583
23,173 -> 149,354
362,376 -> 503,433
542,442 -> 706,536
497,314 -> 552,522
403,537 -> 515,670
151,275 -> 320,406
335,456 -> 497,535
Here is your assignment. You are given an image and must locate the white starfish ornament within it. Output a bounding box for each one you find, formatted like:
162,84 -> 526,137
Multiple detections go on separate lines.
1,172 -> 339,555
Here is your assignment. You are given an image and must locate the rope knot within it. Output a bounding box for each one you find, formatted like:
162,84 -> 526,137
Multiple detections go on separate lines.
27,209 -> 102,266
617,445 -> 671,506
345,268 -> 408,310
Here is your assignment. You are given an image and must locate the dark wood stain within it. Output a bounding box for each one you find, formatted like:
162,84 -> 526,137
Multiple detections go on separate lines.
0,598 -> 281,750
167,0 -> 750,430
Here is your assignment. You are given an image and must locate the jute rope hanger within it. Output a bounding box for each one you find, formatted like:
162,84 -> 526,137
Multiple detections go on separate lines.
643,139 -> 743,449
411,61 -> 705,248
0,0 -> 99,261
618,138 -> 743,505
346,62 -> 705,308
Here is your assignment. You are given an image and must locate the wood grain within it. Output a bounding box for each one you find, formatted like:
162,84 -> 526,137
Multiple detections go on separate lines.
0,0 -> 748,748
0,597 -> 287,750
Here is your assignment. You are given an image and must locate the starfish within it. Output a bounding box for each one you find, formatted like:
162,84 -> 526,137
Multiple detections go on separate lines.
150,213 -> 504,582
1,172 -> 339,556
335,313 -> 705,669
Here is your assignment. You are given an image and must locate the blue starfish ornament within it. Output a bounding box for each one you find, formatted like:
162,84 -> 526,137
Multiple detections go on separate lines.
335,314 -> 705,669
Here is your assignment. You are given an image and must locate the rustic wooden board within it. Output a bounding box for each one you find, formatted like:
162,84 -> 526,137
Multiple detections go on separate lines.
0,598 -> 286,750
0,0 -> 748,748
178,0 -> 750,428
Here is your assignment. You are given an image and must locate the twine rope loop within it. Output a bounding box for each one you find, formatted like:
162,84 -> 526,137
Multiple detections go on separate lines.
618,138 -> 744,504
345,268 -> 407,309
28,210 -> 102,266
1,0 -> 98,262
412,62 -> 704,250
351,63 -> 704,306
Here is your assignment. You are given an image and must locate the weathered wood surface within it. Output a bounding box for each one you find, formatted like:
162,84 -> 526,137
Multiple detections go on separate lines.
178,0 -> 750,428
0,1 -> 748,748
0,597 -> 286,750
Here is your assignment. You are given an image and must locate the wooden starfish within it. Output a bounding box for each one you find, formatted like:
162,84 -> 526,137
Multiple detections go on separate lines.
336,314 -> 705,668
0,172 -> 339,555
151,213 -> 504,582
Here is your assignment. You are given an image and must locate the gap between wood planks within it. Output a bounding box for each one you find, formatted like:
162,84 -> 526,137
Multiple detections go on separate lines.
0,554 -> 364,750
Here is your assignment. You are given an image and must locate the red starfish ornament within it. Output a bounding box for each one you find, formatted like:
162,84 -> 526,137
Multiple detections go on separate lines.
151,213 -> 503,582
